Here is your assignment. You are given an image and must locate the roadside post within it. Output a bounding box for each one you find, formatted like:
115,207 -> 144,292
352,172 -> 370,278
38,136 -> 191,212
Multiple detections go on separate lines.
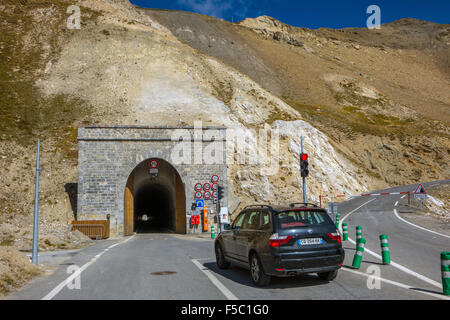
413,184 -> 427,211
327,202 -> 338,223
335,214 -> 341,229
342,223 -> 348,241
300,136 -> 309,203
379,235 -> 391,265
442,252 -> 450,296
32,139 -> 41,266
211,226 -> 215,239
356,226 -> 363,244
352,238 -> 366,269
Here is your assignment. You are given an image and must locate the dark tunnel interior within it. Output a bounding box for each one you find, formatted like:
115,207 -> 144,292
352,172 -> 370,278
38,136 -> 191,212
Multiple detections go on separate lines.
134,183 -> 175,233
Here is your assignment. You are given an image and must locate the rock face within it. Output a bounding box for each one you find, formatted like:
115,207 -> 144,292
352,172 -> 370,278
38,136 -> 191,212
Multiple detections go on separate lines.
0,0 -> 448,251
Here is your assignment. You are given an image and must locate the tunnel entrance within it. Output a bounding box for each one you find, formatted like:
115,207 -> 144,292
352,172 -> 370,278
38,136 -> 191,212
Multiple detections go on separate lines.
124,158 -> 186,235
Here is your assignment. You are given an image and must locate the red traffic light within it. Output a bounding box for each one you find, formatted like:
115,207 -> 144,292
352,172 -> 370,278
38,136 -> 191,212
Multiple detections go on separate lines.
301,153 -> 308,161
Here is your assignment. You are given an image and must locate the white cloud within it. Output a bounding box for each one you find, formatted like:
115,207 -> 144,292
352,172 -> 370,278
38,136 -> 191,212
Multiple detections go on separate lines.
177,0 -> 251,20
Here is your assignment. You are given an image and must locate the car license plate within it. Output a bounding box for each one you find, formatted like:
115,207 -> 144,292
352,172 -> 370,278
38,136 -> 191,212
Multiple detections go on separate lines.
299,238 -> 323,246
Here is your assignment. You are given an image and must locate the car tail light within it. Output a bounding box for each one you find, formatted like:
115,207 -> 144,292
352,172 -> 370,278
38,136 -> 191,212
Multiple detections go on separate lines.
269,233 -> 293,247
328,232 -> 341,243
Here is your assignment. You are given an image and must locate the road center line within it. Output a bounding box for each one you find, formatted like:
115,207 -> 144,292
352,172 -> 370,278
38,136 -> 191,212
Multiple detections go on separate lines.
341,267 -> 449,300
340,203 -> 442,289
191,259 -> 238,300
393,209 -> 450,239
42,235 -> 135,300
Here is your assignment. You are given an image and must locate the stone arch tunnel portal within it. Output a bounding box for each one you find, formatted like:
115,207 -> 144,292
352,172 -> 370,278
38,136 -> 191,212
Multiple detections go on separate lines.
124,158 -> 186,235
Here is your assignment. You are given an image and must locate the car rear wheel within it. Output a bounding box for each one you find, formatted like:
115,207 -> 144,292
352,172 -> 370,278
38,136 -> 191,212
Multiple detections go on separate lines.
317,270 -> 338,281
215,244 -> 230,269
250,254 -> 271,287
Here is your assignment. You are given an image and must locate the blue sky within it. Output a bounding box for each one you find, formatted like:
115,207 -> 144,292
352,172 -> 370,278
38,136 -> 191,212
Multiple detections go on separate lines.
129,0 -> 450,29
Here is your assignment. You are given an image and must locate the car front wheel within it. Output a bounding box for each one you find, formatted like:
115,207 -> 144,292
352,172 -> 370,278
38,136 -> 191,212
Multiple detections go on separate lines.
250,254 -> 271,286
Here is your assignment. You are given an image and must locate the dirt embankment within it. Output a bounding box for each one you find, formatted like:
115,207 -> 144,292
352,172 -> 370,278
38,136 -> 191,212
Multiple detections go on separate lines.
423,183 -> 450,222
148,11 -> 450,187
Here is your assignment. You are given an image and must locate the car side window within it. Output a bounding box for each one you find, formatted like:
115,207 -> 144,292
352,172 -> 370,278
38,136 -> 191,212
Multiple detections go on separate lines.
243,211 -> 260,230
232,212 -> 246,230
259,210 -> 271,230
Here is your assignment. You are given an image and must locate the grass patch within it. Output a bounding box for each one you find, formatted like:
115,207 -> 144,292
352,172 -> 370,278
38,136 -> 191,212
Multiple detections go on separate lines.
283,96 -> 440,139
0,0 -> 99,148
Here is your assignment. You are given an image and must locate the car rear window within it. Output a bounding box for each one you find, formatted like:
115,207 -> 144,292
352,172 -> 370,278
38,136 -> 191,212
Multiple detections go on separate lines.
275,210 -> 333,229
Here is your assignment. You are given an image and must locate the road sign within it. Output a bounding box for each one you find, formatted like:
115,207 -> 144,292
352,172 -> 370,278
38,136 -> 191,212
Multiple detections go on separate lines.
196,199 -> 205,209
149,159 -> 159,169
204,191 -> 211,199
211,175 -> 219,183
195,192 -> 203,199
195,183 -> 203,192
212,183 -> 218,191
220,207 -> 230,224
414,184 -> 427,199
203,183 -> 211,191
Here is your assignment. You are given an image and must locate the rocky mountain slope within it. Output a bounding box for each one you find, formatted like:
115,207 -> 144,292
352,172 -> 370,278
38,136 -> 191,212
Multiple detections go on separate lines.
0,0 -> 449,271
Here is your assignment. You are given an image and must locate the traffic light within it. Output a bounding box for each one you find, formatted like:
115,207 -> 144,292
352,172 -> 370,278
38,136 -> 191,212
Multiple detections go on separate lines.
300,153 -> 309,178
218,186 -> 224,200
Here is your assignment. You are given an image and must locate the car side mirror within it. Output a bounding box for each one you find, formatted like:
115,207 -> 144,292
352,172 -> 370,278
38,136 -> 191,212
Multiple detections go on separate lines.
223,224 -> 231,231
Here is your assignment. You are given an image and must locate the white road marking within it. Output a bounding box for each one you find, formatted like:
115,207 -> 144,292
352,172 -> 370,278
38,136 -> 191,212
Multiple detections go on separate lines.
393,209 -> 450,239
394,201 -> 399,207
340,204 -> 443,289
401,195 -> 407,199
191,259 -> 238,300
42,235 -> 135,300
341,267 -> 449,300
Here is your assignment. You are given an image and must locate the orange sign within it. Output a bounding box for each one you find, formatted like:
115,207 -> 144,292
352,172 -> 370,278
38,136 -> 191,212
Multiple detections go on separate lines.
203,207 -> 209,231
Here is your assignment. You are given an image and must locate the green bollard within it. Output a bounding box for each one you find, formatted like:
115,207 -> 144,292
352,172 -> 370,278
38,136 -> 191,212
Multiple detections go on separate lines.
342,223 -> 349,241
442,252 -> 450,296
352,238 -> 366,269
211,226 -> 215,239
379,235 -> 391,265
356,226 -> 363,244
335,214 -> 341,229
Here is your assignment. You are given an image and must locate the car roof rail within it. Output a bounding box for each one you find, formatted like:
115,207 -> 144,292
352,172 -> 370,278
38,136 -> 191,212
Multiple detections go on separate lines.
289,202 -> 319,208
243,204 -> 274,210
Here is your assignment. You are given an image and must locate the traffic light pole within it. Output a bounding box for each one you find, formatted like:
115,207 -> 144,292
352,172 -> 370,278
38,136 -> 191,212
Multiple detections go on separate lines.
217,185 -> 221,233
301,136 -> 307,203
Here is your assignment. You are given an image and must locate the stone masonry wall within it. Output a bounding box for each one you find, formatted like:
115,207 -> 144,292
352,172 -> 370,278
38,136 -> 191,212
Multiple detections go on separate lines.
77,126 -> 228,236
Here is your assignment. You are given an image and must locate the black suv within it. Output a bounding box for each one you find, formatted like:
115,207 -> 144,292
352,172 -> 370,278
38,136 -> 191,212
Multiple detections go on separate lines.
214,203 -> 345,286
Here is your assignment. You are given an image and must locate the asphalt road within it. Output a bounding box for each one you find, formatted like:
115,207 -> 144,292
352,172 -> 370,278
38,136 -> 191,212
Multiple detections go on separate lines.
6,180 -> 450,300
